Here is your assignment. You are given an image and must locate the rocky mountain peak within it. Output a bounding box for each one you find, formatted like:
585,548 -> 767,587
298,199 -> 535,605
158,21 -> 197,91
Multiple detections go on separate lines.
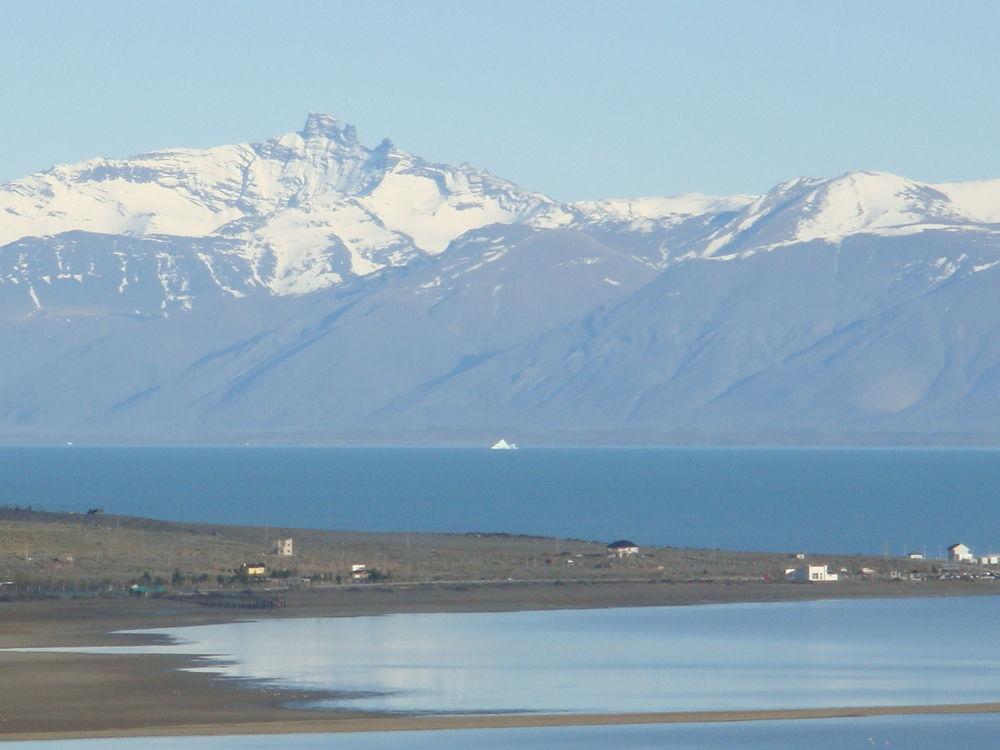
300,112 -> 358,144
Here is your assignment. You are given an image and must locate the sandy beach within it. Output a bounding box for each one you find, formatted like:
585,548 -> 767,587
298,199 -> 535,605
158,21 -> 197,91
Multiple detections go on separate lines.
3,579 -> 1000,740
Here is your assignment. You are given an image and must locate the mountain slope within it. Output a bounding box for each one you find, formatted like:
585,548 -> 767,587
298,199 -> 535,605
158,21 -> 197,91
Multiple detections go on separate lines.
3,117 -> 1000,443
381,229 -> 1000,442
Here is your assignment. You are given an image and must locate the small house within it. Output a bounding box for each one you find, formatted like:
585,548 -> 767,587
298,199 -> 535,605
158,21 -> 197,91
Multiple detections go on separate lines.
241,562 -> 266,578
607,540 -> 639,558
947,543 -> 973,563
351,563 -> 369,581
272,538 -> 294,557
907,552 -> 924,560
981,554 -> 1000,566
786,564 -> 839,583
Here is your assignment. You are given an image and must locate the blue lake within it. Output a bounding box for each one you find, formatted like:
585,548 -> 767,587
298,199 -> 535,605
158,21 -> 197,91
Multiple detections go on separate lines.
7,715 -> 1000,750
25,597 -> 1000,715
2,446 -> 1000,553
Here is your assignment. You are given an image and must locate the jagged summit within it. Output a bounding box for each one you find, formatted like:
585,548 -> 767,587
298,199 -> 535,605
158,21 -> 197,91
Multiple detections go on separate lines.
0,114 -> 562,296
300,112 -> 357,141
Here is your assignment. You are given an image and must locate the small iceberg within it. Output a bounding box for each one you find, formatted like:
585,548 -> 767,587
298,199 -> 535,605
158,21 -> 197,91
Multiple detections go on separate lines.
490,438 -> 518,450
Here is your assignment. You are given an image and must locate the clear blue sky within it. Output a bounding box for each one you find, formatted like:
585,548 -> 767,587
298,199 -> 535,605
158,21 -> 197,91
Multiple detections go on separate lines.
2,1 -> 999,201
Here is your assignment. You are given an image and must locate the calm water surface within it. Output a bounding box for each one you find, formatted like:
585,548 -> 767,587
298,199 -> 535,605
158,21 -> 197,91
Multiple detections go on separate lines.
27,597 -> 1000,715
2,446 -> 999,552
8,715 -> 1000,749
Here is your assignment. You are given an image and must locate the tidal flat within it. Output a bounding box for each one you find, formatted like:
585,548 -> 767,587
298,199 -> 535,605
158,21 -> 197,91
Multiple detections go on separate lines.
4,588 -> 1000,740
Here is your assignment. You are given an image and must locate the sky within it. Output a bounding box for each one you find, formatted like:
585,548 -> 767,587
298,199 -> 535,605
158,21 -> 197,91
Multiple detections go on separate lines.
2,1 -> 999,201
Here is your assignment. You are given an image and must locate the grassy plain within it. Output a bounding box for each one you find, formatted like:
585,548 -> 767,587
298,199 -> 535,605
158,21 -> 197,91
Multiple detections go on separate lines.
0,506 -> 935,590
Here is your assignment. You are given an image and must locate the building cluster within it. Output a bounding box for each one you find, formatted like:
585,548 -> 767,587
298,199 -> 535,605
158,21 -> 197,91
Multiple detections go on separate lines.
778,542 -> 1000,585
221,534 -> 1000,593
232,536 -> 380,585
237,538 -> 298,579
947,543 -> 1000,566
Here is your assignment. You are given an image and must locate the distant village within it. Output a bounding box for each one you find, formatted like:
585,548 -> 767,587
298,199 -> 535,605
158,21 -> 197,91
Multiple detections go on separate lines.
6,505 -> 1000,605
213,536 -> 998,593
122,536 -> 647,602
782,541 -> 998,583
118,535 -> 1000,601
124,535 -> 389,602
234,538 -> 642,586
236,537 -> 379,585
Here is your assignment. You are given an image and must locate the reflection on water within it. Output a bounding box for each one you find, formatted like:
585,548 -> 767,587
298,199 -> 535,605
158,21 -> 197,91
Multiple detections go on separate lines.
32,596 -> 1000,714
9,715 -> 1000,749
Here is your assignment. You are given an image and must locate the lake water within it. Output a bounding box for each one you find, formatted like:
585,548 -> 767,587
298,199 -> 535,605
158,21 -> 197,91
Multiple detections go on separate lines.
25,597 -> 1000,715
2,446 -> 999,553
7,715 -> 1000,750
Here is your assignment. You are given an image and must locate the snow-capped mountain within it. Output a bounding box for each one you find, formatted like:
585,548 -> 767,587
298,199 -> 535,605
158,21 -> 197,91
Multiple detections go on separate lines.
699,171 -> 1000,259
0,113 -> 566,300
3,116 -> 1000,444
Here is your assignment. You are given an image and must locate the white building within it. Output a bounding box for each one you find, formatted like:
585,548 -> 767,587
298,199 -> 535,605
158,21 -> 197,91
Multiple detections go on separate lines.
607,540 -> 640,558
981,554 -> 1000,566
272,538 -> 294,557
787,564 -> 839,583
948,543 -> 973,562
907,552 -> 924,560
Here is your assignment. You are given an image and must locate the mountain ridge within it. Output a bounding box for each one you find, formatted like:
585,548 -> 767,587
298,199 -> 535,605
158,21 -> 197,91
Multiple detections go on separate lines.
7,115 -> 999,309
2,115 -> 1000,444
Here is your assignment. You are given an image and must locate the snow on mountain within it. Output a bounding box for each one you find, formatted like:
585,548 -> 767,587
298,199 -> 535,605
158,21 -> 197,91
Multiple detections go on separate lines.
0,113 -> 562,297
702,171 -> 1000,259
6,115 -> 1000,310
571,193 -> 754,229
5,119 -> 1000,443
933,179 -> 1000,224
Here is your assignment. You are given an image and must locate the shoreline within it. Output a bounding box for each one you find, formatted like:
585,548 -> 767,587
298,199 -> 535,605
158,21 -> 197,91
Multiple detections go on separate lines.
3,580 -> 1000,739
6,701 -> 1000,742
8,578 -> 1000,647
